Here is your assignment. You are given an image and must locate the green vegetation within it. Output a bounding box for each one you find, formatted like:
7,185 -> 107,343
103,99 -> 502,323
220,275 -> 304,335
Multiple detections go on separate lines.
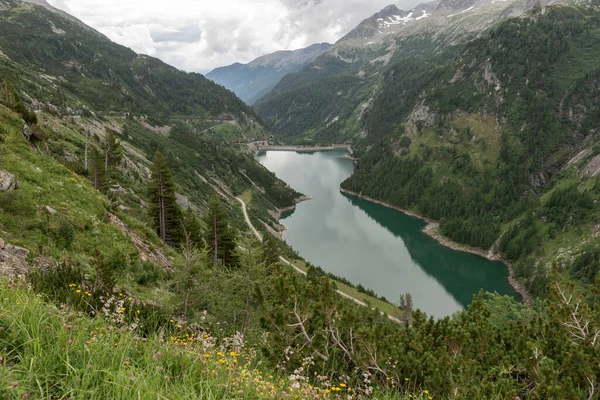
0,0 -> 254,119
203,195 -> 240,267
2,0 -> 600,398
339,5 -> 600,297
148,151 -> 183,245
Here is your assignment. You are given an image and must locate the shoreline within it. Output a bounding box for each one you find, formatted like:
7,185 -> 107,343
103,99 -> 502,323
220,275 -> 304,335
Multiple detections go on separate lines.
269,194 -> 312,237
256,144 -> 352,156
339,188 -> 532,304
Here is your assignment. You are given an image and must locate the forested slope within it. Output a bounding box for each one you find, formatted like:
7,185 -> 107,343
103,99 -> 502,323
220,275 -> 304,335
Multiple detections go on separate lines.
0,1 -> 599,399
0,0 -> 255,119
343,4 -> 600,296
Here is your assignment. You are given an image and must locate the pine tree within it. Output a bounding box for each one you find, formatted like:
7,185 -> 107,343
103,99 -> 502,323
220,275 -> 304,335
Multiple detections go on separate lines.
202,194 -> 239,268
104,128 -> 122,172
90,147 -> 108,193
148,151 -> 182,245
183,207 -> 204,247
260,233 -> 280,270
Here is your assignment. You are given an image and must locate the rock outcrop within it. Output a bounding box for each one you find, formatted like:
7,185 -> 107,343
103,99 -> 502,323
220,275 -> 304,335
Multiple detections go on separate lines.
0,238 -> 30,277
106,213 -> 171,269
0,170 -> 19,192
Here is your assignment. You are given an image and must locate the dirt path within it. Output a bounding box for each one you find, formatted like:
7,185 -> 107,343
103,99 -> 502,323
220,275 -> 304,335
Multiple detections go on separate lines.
236,197 -> 401,323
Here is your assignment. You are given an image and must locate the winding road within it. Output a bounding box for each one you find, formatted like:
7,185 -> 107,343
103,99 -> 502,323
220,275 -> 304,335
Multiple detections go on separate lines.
236,197 -> 402,323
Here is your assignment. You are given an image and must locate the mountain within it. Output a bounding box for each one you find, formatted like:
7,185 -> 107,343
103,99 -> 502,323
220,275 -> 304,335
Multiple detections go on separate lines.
257,0 -> 600,298
0,0 -> 304,240
2,0 -> 600,399
255,0 -> 572,141
206,43 -> 332,104
1,0 -> 258,120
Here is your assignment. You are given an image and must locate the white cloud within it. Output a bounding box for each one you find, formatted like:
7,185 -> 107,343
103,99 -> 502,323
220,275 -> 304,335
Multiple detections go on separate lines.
47,0 -> 422,73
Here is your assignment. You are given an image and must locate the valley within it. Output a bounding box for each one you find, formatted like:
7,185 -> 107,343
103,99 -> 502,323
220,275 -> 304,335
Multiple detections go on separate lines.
0,0 -> 599,397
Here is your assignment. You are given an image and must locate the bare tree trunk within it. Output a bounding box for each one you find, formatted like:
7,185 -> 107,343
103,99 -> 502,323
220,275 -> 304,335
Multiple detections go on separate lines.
213,215 -> 218,266
183,231 -> 193,318
84,129 -> 89,171
158,182 -> 166,242
104,140 -> 110,171
184,292 -> 191,319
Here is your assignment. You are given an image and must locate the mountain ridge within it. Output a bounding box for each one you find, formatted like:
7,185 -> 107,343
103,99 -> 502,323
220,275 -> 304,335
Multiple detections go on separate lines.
206,43 -> 332,104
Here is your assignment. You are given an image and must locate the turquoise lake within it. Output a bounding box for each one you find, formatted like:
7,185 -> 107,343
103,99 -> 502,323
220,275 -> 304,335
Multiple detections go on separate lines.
257,149 -> 518,317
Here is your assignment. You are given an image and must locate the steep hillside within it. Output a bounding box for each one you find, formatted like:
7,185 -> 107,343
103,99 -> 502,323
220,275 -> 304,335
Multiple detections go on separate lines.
1,1 -> 600,399
0,0 -> 255,119
0,0 -> 301,224
206,43 -> 332,105
343,3 -> 600,296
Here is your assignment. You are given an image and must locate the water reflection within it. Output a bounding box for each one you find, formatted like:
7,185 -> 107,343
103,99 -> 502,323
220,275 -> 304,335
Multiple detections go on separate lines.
257,150 -> 517,317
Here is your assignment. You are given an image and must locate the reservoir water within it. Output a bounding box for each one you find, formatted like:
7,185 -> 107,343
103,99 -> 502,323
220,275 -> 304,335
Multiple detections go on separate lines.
257,149 -> 518,318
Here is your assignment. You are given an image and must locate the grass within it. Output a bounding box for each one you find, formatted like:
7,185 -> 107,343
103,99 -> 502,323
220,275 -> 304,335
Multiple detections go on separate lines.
0,280 -> 326,399
240,189 -> 253,207
0,279 -> 442,400
0,107 -> 157,274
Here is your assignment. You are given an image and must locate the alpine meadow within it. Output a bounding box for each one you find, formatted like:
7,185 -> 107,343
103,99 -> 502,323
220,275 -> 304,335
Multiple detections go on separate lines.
1,0 -> 600,398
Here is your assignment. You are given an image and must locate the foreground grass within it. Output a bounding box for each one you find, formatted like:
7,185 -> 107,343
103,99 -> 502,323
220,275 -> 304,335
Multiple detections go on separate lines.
0,280 -> 325,399
0,280 -> 449,399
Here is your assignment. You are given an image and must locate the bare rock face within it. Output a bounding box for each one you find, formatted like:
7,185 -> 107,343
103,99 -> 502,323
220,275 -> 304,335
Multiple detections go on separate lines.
0,170 -> 19,192
106,213 -> 171,269
584,154 -> 600,177
176,194 -> 191,210
0,238 -> 30,277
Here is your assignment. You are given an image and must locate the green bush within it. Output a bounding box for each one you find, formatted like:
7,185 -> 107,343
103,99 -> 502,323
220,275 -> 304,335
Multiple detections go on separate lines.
136,261 -> 164,286
54,218 -> 75,250
0,191 -> 36,217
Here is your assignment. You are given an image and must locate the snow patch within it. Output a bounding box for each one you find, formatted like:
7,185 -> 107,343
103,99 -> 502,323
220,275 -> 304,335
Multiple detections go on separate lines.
415,10 -> 430,20
448,6 -> 474,18
378,12 -> 415,28
0,49 -> 8,60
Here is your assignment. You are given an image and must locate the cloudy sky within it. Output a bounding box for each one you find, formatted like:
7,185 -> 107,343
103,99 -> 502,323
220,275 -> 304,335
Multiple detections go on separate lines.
46,0 -> 420,73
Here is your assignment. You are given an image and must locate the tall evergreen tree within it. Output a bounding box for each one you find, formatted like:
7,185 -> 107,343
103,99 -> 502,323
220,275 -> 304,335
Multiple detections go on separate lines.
103,129 -> 122,172
260,233 -> 280,270
148,151 -> 181,245
202,194 -> 239,268
183,208 -> 204,247
90,147 -> 108,193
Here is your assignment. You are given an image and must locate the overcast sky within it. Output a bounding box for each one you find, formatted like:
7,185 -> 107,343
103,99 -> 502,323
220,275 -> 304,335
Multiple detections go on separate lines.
46,0 -> 420,73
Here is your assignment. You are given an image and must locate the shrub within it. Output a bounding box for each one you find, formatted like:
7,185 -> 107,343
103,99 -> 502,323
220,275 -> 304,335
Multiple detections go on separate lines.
54,218 -> 75,250
0,191 -> 36,217
136,261 -> 164,286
